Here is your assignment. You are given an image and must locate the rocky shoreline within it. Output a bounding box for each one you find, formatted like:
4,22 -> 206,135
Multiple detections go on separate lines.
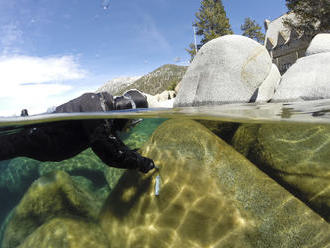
1,34 -> 330,248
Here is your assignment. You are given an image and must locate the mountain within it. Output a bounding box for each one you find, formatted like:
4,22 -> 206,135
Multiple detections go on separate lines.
103,64 -> 187,96
96,76 -> 141,95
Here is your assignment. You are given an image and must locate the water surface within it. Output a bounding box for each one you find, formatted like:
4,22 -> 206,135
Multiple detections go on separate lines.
0,100 -> 330,248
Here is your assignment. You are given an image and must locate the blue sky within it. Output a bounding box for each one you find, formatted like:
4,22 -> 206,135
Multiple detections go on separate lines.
0,0 -> 288,116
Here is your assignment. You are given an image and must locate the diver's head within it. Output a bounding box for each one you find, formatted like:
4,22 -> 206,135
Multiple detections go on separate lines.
113,89 -> 147,132
114,89 -> 148,110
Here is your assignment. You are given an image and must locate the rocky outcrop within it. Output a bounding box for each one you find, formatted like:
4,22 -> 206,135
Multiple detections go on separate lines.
99,119 -> 330,248
17,218 -> 109,248
174,35 -> 279,107
0,158 -> 39,195
118,64 -> 187,96
39,148 -> 123,192
232,123 -> 330,222
272,33 -> 330,102
2,171 -> 104,248
96,76 -> 141,96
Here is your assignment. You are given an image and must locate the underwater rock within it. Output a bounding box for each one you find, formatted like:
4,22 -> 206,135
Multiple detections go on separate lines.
232,124 -> 330,222
0,158 -> 40,230
71,176 -> 110,205
2,171 -> 103,248
174,35 -> 274,107
120,119 -> 167,150
196,120 -> 239,144
0,158 -> 39,195
0,209 -> 14,248
39,148 -> 123,191
17,217 -> 109,248
99,119 -> 330,248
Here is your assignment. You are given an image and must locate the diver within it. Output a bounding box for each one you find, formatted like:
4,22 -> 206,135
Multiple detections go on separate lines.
0,89 -> 155,173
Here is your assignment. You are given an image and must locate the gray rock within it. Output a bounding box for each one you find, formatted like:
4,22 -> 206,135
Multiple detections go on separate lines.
256,64 -> 281,102
145,90 -> 176,108
2,171 -> 103,248
306,33 -> 330,56
17,218 -> 109,248
272,52 -> 330,102
174,35 -> 273,107
0,158 -> 39,195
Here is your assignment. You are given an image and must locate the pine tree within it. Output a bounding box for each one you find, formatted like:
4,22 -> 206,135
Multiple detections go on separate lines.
185,43 -> 197,62
284,0 -> 330,36
241,18 -> 265,44
186,0 -> 232,61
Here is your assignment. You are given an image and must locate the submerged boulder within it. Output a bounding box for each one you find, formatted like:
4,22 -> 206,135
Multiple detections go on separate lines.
17,217 -> 109,248
2,171 -> 104,248
196,120 -> 239,144
174,35 -> 276,106
0,158 -> 39,195
39,148 -> 123,192
99,119 -> 330,248
232,123 -> 330,222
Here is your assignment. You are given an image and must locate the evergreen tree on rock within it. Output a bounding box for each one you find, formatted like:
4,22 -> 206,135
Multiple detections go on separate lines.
186,0 -> 233,61
284,0 -> 330,36
240,17 -> 265,44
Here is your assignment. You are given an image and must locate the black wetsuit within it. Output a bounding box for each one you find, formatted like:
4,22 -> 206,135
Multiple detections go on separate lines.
0,92 -> 155,173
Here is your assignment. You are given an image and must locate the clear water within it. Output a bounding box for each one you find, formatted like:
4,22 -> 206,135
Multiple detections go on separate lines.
0,100 -> 330,247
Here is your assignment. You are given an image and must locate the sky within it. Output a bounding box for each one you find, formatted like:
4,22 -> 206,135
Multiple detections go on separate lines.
0,0 -> 288,116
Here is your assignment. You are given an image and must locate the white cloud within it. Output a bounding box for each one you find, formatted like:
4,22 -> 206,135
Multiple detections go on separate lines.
0,55 -> 87,116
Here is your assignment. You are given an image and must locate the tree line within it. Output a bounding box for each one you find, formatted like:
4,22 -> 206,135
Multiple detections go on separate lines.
187,0 -> 329,61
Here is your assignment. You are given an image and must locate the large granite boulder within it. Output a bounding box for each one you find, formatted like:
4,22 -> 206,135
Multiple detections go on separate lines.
2,171 -> 104,248
16,218 -> 109,248
272,34 -> 330,102
255,64 -> 281,102
232,123 -> 330,222
174,35 -> 277,106
99,119 -> 330,248
145,90 -> 176,108
305,33 -> 330,56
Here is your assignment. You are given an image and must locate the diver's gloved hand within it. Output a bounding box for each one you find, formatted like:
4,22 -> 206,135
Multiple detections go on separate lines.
138,157 -> 155,173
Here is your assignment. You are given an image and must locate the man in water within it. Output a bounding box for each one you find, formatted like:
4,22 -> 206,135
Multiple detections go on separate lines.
0,89 -> 155,173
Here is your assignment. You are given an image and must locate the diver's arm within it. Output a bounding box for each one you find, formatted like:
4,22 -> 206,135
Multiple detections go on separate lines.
88,124 -> 155,173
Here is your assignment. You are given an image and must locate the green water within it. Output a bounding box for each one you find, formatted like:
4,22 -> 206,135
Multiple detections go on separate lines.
0,101 -> 330,248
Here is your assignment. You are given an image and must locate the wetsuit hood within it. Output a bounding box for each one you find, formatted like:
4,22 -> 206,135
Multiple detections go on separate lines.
113,89 -> 148,132
114,89 -> 148,110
